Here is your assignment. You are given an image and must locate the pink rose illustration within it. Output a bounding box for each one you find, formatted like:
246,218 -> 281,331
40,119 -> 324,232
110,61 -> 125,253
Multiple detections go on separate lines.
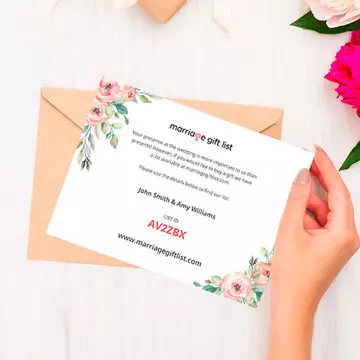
96,76 -> 122,103
252,262 -> 271,285
122,85 -> 136,101
221,272 -> 252,300
87,102 -> 107,126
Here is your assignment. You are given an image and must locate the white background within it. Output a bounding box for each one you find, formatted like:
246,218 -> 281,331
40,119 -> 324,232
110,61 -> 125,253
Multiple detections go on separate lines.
1,0 -> 360,359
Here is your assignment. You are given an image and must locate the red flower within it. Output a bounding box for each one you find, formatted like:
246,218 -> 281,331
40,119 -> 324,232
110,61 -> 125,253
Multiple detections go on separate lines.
325,30 -> 360,117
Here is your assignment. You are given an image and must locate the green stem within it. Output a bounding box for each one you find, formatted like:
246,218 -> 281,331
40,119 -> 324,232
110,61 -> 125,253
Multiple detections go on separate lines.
81,126 -> 92,160
105,121 -> 115,138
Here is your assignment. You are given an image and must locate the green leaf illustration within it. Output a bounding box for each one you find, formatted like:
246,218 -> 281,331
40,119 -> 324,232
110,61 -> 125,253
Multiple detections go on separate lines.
112,123 -> 123,130
148,93 -> 162,100
210,276 -> 222,286
115,104 -> 128,115
83,124 -> 90,133
340,141 -> 360,171
204,280 -> 211,284
244,292 -> 259,308
249,256 -> 258,266
77,150 -> 84,164
114,112 -> 120,119
94,125 -> 100,139
105,105 -> 114,118
215,287 -> 222,295
254,292 -> 264,302
101,122 -> 109,135
88,133 -> 95,151
111,99 -> 124,105
106,132 -> 112,140
291,11 -> 360,34
76,139 -> 83,149
193,282 -> 202,287
259,247 -> 269,258
85,160 -> 90,171
132,97 -> 138,103
110,135 -> 119,148
85,143 -> 92,156
252,284 -> 265,299
202,285 -> 219,293
139,95 -> 151,103
252,273 -> 261,281
81,160 -> 86,171
124,115 -> 130,125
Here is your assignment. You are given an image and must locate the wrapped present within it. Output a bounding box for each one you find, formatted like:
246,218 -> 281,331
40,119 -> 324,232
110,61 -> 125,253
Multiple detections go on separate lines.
115,0 -> 230,31
115,0 -> 186,23
138,0 -> 187,23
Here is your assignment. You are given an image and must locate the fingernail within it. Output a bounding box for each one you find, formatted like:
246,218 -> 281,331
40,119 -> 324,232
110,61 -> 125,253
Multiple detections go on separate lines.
314,144 -> 323,151
294,168 -> 309,185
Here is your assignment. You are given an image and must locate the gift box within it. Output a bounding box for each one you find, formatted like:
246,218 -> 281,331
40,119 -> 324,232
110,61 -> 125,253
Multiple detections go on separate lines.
138,0 -> 187,23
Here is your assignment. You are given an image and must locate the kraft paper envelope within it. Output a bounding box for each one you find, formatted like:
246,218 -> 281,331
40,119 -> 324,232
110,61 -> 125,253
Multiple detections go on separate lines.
27,87 -> 283,268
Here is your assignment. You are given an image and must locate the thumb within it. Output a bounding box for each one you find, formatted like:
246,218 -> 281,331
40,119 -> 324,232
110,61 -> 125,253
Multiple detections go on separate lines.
280,168 -> 311,232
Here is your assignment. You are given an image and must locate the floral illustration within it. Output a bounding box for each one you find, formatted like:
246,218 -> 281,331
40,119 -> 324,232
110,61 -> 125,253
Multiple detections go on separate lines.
77,77 -> 162,171
193,247 -> 273,308
221,273 -> 253,301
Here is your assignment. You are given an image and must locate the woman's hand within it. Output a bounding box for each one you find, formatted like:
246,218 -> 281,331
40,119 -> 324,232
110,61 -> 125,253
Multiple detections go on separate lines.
268,147 -> 359,360
272,147 -> 359,312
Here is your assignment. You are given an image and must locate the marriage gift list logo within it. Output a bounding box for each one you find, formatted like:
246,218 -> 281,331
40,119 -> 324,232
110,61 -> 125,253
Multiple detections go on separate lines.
169,124 -> 234,151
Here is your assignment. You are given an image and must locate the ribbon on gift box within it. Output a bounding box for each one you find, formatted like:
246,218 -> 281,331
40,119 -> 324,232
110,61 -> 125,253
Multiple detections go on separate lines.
114,0 -> 231,32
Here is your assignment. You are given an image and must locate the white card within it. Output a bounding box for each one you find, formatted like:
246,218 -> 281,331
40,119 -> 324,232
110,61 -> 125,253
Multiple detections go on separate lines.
47,78 -> 313,308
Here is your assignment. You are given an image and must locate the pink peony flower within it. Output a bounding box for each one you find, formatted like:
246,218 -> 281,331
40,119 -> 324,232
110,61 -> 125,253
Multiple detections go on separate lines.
122,85 -> 136,101
252,262 -> 271,286
221,272 -> 252,300
96,76 -> 122,103
307,0 -> 360,28
87,102 -> 107,126
325,30 -> 360,117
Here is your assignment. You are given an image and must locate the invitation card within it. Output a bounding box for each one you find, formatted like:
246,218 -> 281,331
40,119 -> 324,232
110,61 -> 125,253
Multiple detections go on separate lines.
47,77 -> 313,308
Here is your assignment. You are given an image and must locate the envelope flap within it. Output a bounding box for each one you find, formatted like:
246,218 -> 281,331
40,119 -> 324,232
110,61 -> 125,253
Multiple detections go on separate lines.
172,99 -> 283,133
41,87 -> 282,133
41,87 -> 94,129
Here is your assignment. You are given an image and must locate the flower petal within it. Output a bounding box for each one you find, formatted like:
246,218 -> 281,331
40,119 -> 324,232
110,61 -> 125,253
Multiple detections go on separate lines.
99,76 -> 111,88
327,11 -> 360,27
335,8 -> 360,26
306,0 -> 347,20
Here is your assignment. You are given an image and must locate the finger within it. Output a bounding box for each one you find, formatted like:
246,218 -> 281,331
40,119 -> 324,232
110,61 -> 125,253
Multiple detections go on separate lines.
307,192 -> 329,226
280,168 -> 312,233
311,147 -> 351,224
304,213 -> 321,229
310,159 -> 326,190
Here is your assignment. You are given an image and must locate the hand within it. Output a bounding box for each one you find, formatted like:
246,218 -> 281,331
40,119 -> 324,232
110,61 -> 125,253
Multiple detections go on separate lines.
267,147 -> 359,360
272,147 -> 359,313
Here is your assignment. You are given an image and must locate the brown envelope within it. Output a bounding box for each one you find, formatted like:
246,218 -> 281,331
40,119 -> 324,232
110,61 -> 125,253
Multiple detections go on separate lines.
27,87 -> 283,268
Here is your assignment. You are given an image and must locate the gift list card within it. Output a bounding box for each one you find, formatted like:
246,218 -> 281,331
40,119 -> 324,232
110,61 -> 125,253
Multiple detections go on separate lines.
47,77 -> 313,308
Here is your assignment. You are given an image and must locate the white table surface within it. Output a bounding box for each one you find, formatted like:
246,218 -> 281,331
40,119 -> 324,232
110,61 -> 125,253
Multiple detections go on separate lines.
1,0 -> 360,359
